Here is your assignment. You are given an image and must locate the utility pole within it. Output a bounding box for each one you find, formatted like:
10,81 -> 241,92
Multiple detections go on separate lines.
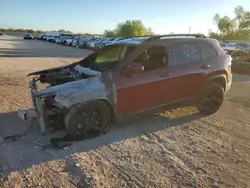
189,27 -> 191,34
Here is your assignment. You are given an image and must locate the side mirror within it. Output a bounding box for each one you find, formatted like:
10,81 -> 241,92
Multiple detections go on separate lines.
125,63 -> 144,73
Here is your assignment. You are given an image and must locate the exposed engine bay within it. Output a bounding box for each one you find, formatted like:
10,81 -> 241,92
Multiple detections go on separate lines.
35,64 -> 100,86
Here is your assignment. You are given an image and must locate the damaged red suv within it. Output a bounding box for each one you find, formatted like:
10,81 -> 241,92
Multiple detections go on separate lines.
20,34 -> 232,139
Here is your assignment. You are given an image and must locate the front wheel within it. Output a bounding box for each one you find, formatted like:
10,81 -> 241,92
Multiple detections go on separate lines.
197,82 -> 224,115
64,100 -> 112,140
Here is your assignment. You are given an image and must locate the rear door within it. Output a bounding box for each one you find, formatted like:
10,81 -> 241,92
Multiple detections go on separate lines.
165,41 -> 206,100
198,41 -> 220,73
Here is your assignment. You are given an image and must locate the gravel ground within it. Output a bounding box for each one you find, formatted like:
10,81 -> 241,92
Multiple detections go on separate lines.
0,36 -> 250,188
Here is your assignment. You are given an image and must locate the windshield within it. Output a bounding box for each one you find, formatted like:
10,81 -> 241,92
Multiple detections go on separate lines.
95,38 -> 103,42
81,37 -> 90,41
78,45 -> 136,71
97,38 -> 106,42
90,38 -> 99,42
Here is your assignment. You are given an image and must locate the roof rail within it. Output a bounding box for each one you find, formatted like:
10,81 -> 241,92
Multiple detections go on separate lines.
145,34 -> 207,41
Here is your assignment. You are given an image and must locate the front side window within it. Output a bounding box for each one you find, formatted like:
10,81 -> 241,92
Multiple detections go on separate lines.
173,43 -> 201,65
199,43 -> 218,60
95,45 -> 124,63
79,45 -> 133,71
133,45 -> 168,71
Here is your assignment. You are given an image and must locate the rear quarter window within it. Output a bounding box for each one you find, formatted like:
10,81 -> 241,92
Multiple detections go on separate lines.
199,42 -> 218,60
172,42 -> 201,65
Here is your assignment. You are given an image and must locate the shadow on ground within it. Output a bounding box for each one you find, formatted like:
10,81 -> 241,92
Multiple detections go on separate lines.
0,48 -> 91,58
0,38 -> 22,42
232,73 -> 250,82
0,110 -> 202,176
0,37 -> 93,58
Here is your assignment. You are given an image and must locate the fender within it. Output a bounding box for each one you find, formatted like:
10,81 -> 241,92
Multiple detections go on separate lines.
207,74 -> 227,89
207,74 -> 226,82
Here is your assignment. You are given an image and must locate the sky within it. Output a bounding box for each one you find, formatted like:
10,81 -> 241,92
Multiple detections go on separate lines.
0,0 -> 249,35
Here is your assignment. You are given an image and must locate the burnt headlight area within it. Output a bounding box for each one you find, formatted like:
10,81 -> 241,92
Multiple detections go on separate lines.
41,95 -> 65,130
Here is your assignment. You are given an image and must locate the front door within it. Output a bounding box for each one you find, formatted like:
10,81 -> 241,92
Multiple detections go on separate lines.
114,45 -> 176,115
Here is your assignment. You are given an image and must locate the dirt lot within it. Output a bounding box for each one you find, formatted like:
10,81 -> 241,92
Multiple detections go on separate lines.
0,36 -> 250,188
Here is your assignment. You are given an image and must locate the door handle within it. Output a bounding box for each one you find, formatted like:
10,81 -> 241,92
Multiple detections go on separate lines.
200,64 -> 210,69
160,72 -> 172,77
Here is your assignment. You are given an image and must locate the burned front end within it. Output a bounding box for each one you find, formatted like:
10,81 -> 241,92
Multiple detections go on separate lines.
19,63 -> 108,134
29,78 -> 65,133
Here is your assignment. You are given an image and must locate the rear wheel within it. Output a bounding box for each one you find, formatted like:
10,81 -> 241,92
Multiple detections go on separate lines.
197,82 -> 224,115
65,101 -> 112,140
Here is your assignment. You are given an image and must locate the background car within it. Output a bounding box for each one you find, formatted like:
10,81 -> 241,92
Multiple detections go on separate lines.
95,37 -> 130,49
50,35 -> 61,42
72,36 -> 87,47
77,37 -> 92,48
56,36 -> 67,44
55,36 -> 63,43
24,34 -> 35,40
64,36 -> 77,46
236,43 -> 250,50
35,34 -> 43,40
87,37 -> 103,49
93,38 -> 109,50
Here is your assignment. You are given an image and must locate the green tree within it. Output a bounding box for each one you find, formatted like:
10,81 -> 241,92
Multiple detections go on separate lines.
84,33 -> 92,36
212,5 -> 250,40
217,16 -> 236,34
208,29 -> 223,40
213,13 -> 221,25
58,29 -> 66,33
234,6 -> 245,29
103,30 -> 117,37
36,30 -> 43,34
106,20 -> 154,37
25,29 -> 35,33
75,33 -> 83,36
15,28 -> 24,32
118,20 -> 148,36
146,27 -> 154,35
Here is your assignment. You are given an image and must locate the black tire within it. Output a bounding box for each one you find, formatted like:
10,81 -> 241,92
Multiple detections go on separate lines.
197,82 -> 224,115
64,100 -> 112,140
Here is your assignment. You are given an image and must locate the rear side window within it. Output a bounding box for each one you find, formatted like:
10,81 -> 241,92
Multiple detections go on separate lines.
199,43 -> 218,60
173,43 -> 201,65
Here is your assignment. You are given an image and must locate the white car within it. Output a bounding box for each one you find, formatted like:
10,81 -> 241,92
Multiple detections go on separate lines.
43,35 -> 60,42
219,42 -> 237,51
226,43 -> 237,50
24,34 -> 35,40
55,36 -> 62,43
65,36 -> 78,46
